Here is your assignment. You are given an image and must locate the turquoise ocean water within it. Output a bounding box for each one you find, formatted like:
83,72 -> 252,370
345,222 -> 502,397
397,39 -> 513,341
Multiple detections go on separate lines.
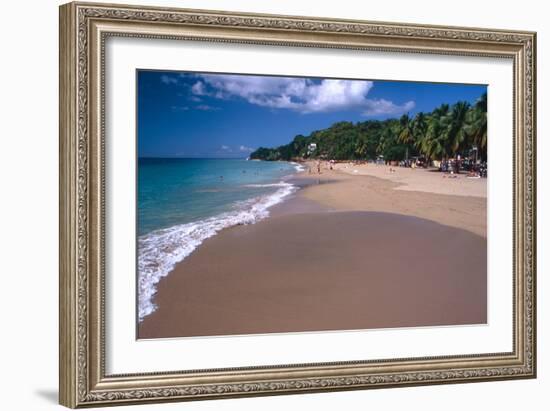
138,158 -> 303,320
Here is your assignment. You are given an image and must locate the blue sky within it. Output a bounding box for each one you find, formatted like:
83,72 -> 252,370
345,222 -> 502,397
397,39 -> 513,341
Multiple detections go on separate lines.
137,70 -> 486,158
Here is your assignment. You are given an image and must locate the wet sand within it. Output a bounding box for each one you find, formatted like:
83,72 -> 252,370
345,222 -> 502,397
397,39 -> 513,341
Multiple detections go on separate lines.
139,210 -> 487,339
139,164 -> 487,339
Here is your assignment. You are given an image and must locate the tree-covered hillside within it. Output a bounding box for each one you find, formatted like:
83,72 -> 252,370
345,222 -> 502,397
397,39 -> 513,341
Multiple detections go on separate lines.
250,93 -> 487,164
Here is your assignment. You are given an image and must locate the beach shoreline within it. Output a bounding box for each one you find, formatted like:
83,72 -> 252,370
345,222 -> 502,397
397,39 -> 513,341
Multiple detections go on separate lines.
139,210 -> 486,338
287,161 -> 486,237
138,160 -> 487,338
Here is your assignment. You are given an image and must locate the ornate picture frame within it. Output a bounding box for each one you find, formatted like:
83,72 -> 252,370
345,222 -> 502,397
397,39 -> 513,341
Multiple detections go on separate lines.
59,1 -> 536,408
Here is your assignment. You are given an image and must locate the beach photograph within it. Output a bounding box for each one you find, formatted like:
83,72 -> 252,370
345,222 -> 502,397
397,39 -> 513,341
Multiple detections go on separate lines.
136,70 -> 488,339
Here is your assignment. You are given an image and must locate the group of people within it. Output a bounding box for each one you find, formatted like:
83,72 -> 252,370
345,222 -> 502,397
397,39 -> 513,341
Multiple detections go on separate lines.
307,160 -> 336,175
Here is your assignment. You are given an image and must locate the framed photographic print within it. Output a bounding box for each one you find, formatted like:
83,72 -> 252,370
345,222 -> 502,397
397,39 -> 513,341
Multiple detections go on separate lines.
59,1 -> 537,408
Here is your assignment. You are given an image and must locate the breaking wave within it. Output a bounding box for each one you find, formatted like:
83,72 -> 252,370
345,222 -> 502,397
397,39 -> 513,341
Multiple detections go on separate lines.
138,181 -> 297,321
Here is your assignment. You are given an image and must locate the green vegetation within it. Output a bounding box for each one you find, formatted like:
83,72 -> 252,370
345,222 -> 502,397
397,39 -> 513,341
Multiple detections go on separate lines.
249,93 -> 487,164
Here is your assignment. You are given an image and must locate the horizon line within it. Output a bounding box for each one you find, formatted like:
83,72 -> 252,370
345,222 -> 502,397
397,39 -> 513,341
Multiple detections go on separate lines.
138,156 -> 250,159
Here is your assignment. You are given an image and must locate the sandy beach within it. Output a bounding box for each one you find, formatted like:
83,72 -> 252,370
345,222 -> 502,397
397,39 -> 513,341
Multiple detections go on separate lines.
139,163 -> 487,339
333,161 -> 487,198
297,162 -> 486,237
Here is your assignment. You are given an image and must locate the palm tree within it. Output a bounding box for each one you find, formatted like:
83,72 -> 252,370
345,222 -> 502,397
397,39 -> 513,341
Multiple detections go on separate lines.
398,113 -> 415,161
432,103 -> 450,120
466,92 -> 487,158
355,139 -> 369,159
420,114 -> 448,164
444,101 -> 471,173
448,102 -> 471,152
412,112 -> 429,166
377,127 -> 395,161
417,104 -> 451,166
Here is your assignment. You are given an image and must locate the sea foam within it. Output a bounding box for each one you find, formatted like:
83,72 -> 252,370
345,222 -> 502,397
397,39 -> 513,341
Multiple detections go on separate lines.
243,182 -> 291,188
292,162 -> 306,172
138,181 -> 297,321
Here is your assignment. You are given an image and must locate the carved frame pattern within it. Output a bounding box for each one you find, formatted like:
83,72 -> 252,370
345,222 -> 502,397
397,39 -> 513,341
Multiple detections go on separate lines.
59,2 -> 536,408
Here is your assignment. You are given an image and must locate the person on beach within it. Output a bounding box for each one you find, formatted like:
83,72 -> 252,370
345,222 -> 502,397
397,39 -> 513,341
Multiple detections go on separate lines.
317,161 -> 321,174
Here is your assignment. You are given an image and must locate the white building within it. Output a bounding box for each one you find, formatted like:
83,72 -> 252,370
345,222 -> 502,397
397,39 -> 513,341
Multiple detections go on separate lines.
307,143 -> 317,155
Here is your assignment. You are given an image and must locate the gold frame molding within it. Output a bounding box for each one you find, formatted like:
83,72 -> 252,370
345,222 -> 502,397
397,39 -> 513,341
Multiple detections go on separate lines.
59,1 -> 537,408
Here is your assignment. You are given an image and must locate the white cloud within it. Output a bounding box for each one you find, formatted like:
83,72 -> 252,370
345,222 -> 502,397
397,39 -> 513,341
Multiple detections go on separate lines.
220,145 -> 231,152
362,99 -> 415,117
160,74 -> 178,85
170,105 -> 189,111
239,145 -> 254,152
191,81 -> 207,95
189,75 -> 414,116
191,75 -> 371,113
195,104 -> 220,111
